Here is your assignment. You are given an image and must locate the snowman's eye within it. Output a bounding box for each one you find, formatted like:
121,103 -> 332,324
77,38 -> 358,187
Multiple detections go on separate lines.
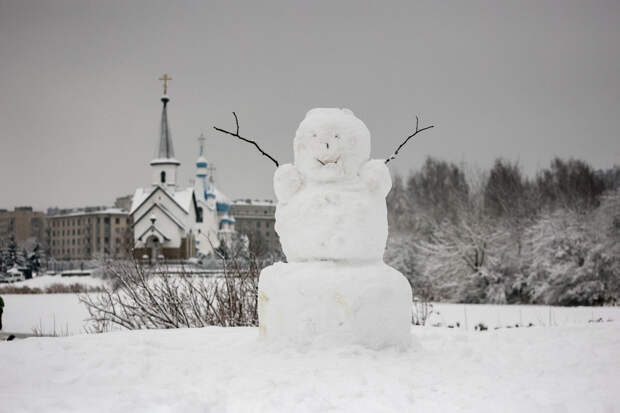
334,134 -> 340,139
312,133 -> 317,138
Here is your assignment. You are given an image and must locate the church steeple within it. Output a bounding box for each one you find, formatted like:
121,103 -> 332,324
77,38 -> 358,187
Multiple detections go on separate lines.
150,73 -> 180,188
157,94 -> 175,159
195,133 -> 216,201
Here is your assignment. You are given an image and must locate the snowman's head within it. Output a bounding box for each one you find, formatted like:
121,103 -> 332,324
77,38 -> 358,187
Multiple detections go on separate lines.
294,108 -> 371,182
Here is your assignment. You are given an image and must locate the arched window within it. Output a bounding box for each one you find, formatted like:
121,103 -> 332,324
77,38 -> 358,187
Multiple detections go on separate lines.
160,171 -> 166,183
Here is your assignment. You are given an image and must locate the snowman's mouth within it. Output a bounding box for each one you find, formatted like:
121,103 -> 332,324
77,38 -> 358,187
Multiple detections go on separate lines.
317,157 -> 340,167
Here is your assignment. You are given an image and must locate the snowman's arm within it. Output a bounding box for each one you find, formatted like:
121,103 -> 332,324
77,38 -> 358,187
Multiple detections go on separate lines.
273,163 -> 303,203
359,159 -> 392,197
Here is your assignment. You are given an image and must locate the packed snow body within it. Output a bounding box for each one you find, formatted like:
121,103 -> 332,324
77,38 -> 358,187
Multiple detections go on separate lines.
260,108 -> 411,348
2,324 -> 619,413
274,108 -> 391,261
259,261 -> 412,348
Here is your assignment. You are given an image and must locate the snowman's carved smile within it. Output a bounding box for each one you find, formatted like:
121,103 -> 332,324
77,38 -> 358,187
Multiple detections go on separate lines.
316,156 -> 340,166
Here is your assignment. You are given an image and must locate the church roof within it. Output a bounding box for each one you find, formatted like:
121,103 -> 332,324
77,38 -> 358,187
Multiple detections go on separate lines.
130,186 -> 193,215
131,202 -> 186,230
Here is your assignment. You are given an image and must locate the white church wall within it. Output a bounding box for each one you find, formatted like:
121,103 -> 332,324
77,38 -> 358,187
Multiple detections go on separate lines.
151,163 -> 178,187
195,201 -> 220,255
132,201 -> 187,249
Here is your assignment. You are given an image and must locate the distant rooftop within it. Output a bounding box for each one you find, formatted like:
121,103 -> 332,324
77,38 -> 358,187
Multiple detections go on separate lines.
232,199 -> 276,206
46,206 -> 128,218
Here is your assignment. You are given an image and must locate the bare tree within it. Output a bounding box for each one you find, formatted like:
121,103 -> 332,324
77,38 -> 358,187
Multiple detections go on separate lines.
79,253 -> 262,331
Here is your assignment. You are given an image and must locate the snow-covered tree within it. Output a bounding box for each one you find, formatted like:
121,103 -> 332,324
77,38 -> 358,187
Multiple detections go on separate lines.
416,213 -> 510,303
407,157 -> 469,223
524,207 -> 618,305
6,235 -> 18,268
535,158 -> 606,212
28,242 -> 41,273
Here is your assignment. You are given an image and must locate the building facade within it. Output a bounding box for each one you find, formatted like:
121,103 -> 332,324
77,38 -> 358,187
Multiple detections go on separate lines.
114,195 -> 133,212
47,207 -> 132,260
231,200 -> 281,255
130,78 -> 234,261
0,206 -> 46,247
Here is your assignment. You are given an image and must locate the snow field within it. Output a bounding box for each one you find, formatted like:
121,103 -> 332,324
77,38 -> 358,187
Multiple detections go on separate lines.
2,291 -> 619,336
427,303 -> 619,331
1,294 -> 92,335
11,274 -> 106,290
1,323 -> 619,412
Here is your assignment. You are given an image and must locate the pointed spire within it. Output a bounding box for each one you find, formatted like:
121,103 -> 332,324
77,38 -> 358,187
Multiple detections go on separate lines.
198,132 -> 206,156
151,74 -> 179,168
158,94 -> 175,159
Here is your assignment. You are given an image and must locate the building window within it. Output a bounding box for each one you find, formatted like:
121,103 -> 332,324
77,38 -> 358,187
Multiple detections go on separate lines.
161,171 -> 166,183
197,207 -> 203,223
115,217 -> 120,224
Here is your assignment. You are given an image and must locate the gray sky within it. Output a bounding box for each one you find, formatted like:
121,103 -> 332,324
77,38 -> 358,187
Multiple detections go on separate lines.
1,0 -> 619,210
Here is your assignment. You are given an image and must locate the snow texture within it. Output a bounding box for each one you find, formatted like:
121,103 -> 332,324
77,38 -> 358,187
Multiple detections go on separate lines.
12,274 -> 106,289
1,294 -> 91,335
1,324 -> 619,412
274,108 -> 391,261
3,292 -> 618,336
263,108 -> 410,348
259,261 -> 412,349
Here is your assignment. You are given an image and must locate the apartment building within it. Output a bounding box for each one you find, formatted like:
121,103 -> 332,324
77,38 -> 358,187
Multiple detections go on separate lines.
47,207 -> 132,260
0,206 -> 46,246
230,199 -> 281,255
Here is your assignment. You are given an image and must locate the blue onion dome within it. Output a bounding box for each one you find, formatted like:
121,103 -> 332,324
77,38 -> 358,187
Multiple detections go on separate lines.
220,216 -> 235,225
216,201 -> 231,212
196,156 -> 208,169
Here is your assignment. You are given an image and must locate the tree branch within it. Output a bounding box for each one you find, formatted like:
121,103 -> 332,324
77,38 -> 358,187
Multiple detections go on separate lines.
385,116 -> 435,164
213,112 -> 280,167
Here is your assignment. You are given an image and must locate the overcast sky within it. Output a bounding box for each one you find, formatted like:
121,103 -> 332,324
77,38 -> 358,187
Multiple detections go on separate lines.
1,0 -> 618,210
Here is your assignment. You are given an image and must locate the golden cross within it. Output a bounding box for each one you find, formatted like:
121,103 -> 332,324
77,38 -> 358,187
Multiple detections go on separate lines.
159,73 -> 172,94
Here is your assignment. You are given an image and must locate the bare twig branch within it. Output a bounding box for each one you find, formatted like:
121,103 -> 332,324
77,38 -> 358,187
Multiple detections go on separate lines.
385,116 -> 435,164
213,112 -> 279,167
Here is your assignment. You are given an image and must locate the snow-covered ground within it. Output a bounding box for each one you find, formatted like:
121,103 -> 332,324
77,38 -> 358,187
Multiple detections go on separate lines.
2,292 -> 619,336
1,323 -> 619,413
426,303 -> 618,330
11,274 -> 107,289
1,294 -> 92,335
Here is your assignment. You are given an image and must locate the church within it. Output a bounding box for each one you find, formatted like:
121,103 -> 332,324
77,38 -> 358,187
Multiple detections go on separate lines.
130,74 -> 235,261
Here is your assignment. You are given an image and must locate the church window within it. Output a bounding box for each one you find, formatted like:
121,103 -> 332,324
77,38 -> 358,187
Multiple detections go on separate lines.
197,207 -> 203,223
161,171 -> 166,183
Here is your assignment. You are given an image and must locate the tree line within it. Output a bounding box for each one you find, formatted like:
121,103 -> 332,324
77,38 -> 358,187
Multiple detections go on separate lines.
384,157 -> 620,306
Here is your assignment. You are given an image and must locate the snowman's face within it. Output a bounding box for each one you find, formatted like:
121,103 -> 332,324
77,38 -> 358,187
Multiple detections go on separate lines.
294,108 -> 371,182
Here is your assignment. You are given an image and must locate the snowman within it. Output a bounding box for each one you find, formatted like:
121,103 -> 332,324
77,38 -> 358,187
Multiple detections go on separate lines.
258,108 -> 412,349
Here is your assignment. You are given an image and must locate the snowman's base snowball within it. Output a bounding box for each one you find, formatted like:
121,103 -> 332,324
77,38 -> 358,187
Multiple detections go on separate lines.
258,261 -> 412,349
